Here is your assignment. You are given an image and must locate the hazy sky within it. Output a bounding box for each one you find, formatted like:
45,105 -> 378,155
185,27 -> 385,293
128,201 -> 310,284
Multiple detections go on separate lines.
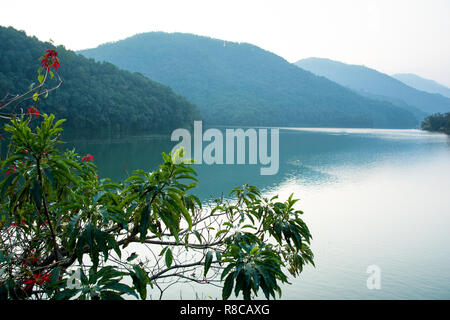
1,0 -> 450,86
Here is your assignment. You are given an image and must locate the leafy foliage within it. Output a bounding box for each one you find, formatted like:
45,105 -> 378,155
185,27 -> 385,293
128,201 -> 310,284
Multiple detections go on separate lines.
421,112 -> 450,134
0,115 -> 314,300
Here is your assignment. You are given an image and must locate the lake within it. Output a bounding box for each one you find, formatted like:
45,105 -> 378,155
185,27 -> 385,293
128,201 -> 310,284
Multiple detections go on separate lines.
63,127 -> 450,299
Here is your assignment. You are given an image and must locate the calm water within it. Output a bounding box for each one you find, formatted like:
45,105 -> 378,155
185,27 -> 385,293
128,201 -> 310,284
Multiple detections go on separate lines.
63,127 -> 450,299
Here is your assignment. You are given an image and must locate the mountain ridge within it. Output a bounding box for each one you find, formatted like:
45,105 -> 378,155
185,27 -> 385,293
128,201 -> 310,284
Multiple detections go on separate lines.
295,57 -> 450,117
392,73 -> 450,99
79,32 -> 418,129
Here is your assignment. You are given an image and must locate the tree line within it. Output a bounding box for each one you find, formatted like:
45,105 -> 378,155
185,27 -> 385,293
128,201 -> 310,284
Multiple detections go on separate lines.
0,27 -> 201,133
421,113 -> 450,134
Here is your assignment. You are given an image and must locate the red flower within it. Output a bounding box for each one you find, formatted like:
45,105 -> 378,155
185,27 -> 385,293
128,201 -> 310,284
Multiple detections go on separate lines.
45,49 -> 58,57
81,154 -> 94,162
26,107 -> 40,117
40,49 -> 60,71
23,255 -> 38,266
0,134 -> 4,141
6,166 -> 17,175
24,273 -> 51,291
10,218 -> 26,228
52,59 -> 61,70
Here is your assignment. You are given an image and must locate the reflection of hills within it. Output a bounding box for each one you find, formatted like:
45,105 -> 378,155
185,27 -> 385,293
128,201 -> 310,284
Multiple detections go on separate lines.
62,128 -> 449,201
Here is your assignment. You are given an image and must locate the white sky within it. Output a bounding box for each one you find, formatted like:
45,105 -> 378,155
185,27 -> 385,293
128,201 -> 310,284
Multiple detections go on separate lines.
1,0 -> 450,87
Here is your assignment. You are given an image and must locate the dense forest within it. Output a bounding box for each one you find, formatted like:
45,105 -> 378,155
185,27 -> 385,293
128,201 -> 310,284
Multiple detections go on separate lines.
79,32 -> 418,129
0,26 -> 200,132
296,58 -> 450,118
421,113 -> 450,134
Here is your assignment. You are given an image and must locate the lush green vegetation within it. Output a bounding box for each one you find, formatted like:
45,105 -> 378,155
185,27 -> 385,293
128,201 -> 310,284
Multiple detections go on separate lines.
421,113 -> 450,134
0,50 -> 314,300
79,32 -> 418,129
0,27 -> 201,132
296,58 -> 450,118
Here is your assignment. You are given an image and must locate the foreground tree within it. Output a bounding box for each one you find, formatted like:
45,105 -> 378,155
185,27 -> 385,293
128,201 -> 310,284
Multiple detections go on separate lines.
0,51 -> 314,300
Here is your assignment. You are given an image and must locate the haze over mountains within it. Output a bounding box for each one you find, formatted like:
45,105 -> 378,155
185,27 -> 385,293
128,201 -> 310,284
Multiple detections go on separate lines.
392,73 -> 450,99
79,32 -> 418,129
295,58 -> 450,119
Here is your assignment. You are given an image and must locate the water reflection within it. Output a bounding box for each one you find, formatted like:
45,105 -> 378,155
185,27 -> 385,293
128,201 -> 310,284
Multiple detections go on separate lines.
62,128 -> 450,199
61,128 -> 450,299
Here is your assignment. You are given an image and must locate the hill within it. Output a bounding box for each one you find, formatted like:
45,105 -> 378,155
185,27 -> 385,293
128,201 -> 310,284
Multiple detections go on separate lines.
79,32 -> 418,129
392,73 -> 450,99
0,26 -> 200,131
295,58 -> 450,118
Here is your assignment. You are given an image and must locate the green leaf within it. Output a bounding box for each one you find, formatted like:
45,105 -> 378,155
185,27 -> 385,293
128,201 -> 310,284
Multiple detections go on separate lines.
44,167 -> 56,190
221,264 -> 234,280
139,204 -> 150,241
53,288 -> 80,300
162,152 -> 171,163
222,272 -> 235,300
204,251 -> 213,277
94,229 -> 109,262
179,202 -> 192,230
75,233 -> 85,264
193,230 -> 202,244
165,248 -> 173,268
101,283 -> 137,298
131,265 -> 149,300
48,267 -> 61,284
215,229 -> 229,238
105,233 -> 121,259
31,180 -> 42,209
126,252 -> 138,262
99,291 -> 124,300
215,250 -> 222,264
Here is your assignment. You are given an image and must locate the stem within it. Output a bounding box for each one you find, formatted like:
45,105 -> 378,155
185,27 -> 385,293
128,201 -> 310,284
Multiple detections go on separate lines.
36,157 -> 60,261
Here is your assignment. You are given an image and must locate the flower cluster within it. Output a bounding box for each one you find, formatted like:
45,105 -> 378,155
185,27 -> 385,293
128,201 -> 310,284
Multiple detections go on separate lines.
10,219 -> 27,227
5,166 -> 17,175
81,154 -> 94,162
39,49 -> 60,71
26,106 -> 40,118
24,273 -> 51,291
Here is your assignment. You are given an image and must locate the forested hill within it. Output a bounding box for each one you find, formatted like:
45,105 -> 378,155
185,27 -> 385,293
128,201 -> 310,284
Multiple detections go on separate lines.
79,32 -> 418,129
0,26 -> 200,132
295,58 -> 450,116
392,73 -> 450,99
